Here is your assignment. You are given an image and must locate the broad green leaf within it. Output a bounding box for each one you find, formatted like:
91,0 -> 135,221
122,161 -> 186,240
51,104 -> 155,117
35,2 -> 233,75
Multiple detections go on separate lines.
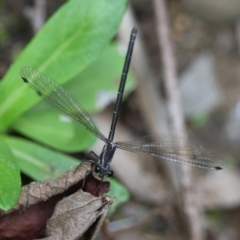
0,0 -> 127,132
0,135 -> 21,210
108,178 -> 130,213
12,44 -> 135,152
4,136 -> 79,181
12,104 -> 96,152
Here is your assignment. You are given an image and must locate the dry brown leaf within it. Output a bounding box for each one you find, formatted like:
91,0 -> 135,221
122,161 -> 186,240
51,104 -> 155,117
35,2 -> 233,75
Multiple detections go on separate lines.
1,162 -> 91,215
0,162 -> 111,240
36,192 -> 114,240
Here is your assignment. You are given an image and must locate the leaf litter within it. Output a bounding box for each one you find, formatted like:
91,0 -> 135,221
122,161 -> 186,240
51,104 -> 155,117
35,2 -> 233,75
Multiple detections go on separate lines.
0,162 -> 114,240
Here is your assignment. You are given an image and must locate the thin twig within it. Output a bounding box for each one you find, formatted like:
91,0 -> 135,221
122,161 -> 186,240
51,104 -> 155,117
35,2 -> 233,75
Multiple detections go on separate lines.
153,0 -> 203,239
235,20 -> 240,56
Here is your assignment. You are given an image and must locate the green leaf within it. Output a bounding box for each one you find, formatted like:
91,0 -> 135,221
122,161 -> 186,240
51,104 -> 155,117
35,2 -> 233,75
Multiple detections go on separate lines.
12,44 -> 135,152
4,136 -> 79,181
190,113 -> 209,128
12,104 -> 96,152
0,0 -> 127,132
0,135 -> 21,211
108,178 -> 130,214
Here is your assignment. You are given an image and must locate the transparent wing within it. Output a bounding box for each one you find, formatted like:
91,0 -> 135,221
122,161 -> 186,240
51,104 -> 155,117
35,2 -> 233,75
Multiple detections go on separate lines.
116,136 -> 228,170
20,66 -> 108,143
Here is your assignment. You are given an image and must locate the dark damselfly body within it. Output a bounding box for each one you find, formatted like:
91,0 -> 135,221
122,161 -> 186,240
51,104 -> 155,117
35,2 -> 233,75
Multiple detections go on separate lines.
20,27 -> 228,180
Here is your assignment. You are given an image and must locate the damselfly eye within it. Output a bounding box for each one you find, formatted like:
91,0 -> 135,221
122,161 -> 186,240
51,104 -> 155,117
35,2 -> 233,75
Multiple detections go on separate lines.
108,170 -> 114,177
95,166 -> 101,173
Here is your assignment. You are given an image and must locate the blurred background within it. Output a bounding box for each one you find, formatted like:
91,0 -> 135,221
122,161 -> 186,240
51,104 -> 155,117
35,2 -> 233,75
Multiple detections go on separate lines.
1,0 -> 240,239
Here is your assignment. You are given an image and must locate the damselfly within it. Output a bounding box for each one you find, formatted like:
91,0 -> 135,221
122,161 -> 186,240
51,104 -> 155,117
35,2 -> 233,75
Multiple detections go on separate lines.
20,28 -> 228,180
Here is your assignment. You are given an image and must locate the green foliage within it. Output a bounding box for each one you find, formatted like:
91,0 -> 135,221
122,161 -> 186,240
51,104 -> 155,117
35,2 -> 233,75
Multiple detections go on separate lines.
0,0 -> 132,211
0,136 -> 21,210
4,136 -> 79,181
12,45 -> 135,152
190,113 -> 209,128
0,0 -> 127,131
108,178 -> 130,214
205,209 -> 222,225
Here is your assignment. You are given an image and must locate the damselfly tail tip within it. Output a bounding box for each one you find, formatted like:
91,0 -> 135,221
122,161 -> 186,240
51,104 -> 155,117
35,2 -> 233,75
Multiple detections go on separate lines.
215,154 -> 229,170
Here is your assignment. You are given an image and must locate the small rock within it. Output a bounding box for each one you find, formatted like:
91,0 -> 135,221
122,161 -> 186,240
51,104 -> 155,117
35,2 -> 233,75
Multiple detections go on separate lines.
179,52 -> 222,118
